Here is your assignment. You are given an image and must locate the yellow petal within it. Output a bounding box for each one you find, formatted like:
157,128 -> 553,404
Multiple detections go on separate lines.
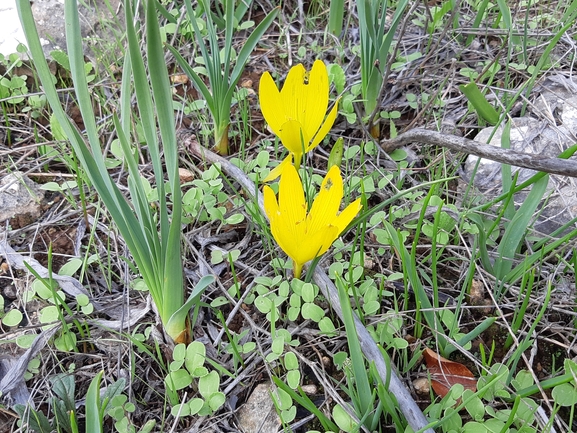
263,185 -> 280,221
309,98 -> 340,152
270,205 -> 306,263
266,179 -> 306,264
333,198 -> 363,235
278,120 -> 308,162
262,155 -> 292,183
302,60 -> 330,143
307,166 -> 343,234
280,63 -> 306,121
312,225 -> 341,258
259,71 -> 285,136
278,163 -> 306,230
294,225 -> 339,265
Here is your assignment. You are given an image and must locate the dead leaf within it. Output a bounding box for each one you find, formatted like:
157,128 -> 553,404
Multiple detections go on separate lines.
422,348 -> 477,397
171,73 -> 189,85
179,167 -> 195,182
413,377 -> 430,395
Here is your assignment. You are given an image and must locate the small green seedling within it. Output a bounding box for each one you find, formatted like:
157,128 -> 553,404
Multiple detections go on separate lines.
165,342 -> 226,417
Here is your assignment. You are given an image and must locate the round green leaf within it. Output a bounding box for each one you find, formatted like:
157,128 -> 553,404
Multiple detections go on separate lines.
301,283 -> 317,303
273,388 -> 292,410
75,293 -> 90,306
225,214 -> 244,224
169,360 -> 184,371
333,352 -> 348,368
271,336 -> 284,355
27,358 -> 41,371
286,370 -> 301,390
192,366 -> 208,378
188,398 -> 204,416
513,370 -> 534,391
3,309 -> 23,327
39,305 -> 60,323
319,317 -> 336,335
54,332 -> 76,352
552,383 -> 577,407
173,343 -> 186,362
58,258 -> 83,277
165,369 -> 193,391
284,352 -> 298,370
242,342 -> 256,353
289,293 -> 301,308
288,306 -> 300,322
185,341 -> 206,373
301,303 -> 324,322
81,304 -> 94,315
462,421 -> 488,432
210,296 -> 229,307
198,371 -> 220,398
208,392 -> 226,411
363,300 -> 380,315
333,404 -> 356,433
16,333 -> 36,348
281,405 -> 296,423
254,296 -> 272,314
171,403 -> 191,417
392,337 -> 409,349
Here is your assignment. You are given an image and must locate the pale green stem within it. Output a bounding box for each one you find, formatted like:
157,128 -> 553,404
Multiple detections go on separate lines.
215,124 -> 230,156
293,152 -> 303,171
293,261 -> 303,279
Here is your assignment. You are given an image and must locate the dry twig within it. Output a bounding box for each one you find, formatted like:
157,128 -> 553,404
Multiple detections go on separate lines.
381,128 -> 577,178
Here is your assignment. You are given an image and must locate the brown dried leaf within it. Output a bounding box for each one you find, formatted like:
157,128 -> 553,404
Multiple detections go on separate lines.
179,167 -> 195,182
423,348 -> 477,398
171,73 -> 189,85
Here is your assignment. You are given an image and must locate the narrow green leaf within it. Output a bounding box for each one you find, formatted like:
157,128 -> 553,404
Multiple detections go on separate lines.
328,0 -> 345,36
460,82 -> 500,124
230,6 -> 279,90
85,371 -> 104,433
335,275 -> 374,422
494,174 -> 549,280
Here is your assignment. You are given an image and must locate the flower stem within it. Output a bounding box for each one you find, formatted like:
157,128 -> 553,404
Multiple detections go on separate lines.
294,153 -> 302,171
293,262 -> 303,279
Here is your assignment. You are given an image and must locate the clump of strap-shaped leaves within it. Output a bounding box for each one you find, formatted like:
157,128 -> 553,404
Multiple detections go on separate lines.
17,0 -> 213,344
167,0 -> 279,155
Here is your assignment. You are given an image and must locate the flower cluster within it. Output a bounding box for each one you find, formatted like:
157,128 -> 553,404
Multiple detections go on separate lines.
260,61 -> 362,278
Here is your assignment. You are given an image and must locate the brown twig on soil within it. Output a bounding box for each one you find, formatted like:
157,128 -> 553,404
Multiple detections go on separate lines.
183,133 -> 435,433
381,128 -> 577,178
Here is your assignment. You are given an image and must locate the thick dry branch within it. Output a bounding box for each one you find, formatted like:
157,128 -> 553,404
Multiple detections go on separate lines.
381,128 -> 577,178
185,134 -> 434,433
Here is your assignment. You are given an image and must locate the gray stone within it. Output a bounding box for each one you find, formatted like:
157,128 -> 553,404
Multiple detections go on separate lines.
0,1 -> 26,56
0,0 -> 123,58
0,172 -> 44,224
237,382 -> 281,433
464,75 -> 577,235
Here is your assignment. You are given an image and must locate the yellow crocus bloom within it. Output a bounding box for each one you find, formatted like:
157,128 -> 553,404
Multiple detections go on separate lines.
264,163 -> 362,278
259,60 -> 339,169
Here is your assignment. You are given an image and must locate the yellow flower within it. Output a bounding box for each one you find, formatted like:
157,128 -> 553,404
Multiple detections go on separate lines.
264,163 -> 362,278
259,60 -> 339,169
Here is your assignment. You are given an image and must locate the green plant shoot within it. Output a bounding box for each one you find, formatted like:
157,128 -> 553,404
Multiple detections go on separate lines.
168,0 -> 278,155
16,0 -> 214,344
